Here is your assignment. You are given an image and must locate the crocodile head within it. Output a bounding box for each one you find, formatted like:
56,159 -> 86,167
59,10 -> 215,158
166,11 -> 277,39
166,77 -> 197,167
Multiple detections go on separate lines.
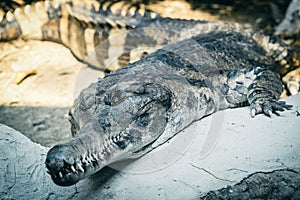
45,77 -> 172,186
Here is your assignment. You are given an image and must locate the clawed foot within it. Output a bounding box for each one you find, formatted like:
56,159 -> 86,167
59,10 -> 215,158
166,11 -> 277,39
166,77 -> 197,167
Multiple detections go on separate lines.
250,100 -> 293,117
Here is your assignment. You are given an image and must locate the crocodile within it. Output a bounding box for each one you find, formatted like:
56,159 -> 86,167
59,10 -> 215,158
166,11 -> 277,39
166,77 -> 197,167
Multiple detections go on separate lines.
45,30 -> 293,186
0,1 -> 296,186
0,0 -> 299,75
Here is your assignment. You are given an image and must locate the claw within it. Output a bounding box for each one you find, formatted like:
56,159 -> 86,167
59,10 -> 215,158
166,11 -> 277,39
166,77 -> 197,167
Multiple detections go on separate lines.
267,110 -> 272,117
251,108 -> 256,118
273,110 -> 280,116
250,100 -> 292,118
283,103 -> 293,110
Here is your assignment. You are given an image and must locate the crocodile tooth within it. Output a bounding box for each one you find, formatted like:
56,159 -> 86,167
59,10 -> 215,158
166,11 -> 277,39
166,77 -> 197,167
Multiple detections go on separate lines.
86,156 -> 91,163
71,165 -> 76,173
82,154 -> 88,164
97,153 -> 104,161
88,155 -> 94,162
76,163 -> 85,173
90,155 -> 95,162
58,171 -> 63,178
92,154 -> 98,161
123,131 -> 129,137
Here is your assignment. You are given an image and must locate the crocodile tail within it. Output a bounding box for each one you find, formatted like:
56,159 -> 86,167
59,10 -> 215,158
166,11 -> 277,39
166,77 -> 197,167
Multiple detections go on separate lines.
0,0 -> 158,42
252,31 -> 300,76
0,1 -> 99,61
0,0 -> 160,70
65,1 -> 161,70
68,1 -> 160,29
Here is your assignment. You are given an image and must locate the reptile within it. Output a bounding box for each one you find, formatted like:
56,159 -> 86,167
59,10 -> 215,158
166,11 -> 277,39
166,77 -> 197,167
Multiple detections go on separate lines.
44,30 -> 292,186
0,1 -> 296,186
0,0 -> 299,74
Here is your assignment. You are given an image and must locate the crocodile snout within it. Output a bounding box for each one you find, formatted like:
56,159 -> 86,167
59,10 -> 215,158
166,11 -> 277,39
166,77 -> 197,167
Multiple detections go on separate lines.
45,145 -> 81,186
46,145 -> 75,172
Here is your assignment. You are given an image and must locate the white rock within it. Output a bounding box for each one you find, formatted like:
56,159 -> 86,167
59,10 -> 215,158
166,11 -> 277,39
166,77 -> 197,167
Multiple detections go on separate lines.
0,93 -> 299,199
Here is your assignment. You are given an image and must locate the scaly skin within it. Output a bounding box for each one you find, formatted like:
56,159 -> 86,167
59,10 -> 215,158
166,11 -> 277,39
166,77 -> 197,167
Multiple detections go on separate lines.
45,31 -> 292,186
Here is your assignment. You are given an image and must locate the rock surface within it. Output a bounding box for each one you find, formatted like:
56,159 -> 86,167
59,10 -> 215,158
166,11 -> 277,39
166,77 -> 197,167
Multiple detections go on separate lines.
0,92 -> 299,199
201,169 -> 300,199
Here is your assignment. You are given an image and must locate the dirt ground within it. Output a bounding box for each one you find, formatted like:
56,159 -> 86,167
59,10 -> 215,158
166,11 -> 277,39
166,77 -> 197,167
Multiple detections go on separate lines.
0,0 -> 299,198
0,40 -> 83,146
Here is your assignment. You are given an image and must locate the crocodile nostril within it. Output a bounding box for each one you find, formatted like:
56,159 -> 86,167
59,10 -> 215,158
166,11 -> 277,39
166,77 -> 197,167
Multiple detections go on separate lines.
46,145 -> 75,172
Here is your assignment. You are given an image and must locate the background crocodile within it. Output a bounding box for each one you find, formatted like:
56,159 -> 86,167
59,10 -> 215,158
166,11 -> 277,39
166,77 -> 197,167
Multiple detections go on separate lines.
0,0 -> 299,76
45,30 -> 292,186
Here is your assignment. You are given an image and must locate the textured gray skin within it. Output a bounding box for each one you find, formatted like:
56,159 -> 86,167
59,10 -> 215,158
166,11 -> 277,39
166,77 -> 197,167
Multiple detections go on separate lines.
45,31 -> 292,186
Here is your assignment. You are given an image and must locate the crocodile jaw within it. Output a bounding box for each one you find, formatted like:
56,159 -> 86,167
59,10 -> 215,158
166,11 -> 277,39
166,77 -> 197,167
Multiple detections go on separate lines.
45,83 -> 171,186
45,144 -> 105,186
46,105 -> 168,186
45,121 -> 106,186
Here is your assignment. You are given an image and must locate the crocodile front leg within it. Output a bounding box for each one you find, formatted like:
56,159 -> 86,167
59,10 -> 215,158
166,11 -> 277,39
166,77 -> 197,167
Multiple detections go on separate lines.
246,67 -> 293,117
214,66 -> 292,117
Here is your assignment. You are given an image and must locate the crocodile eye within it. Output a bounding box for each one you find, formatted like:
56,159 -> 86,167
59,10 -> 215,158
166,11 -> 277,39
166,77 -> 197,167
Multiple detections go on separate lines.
79,102 -> 86,111
104,89 -> 126,106
135,112 -> 150,127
